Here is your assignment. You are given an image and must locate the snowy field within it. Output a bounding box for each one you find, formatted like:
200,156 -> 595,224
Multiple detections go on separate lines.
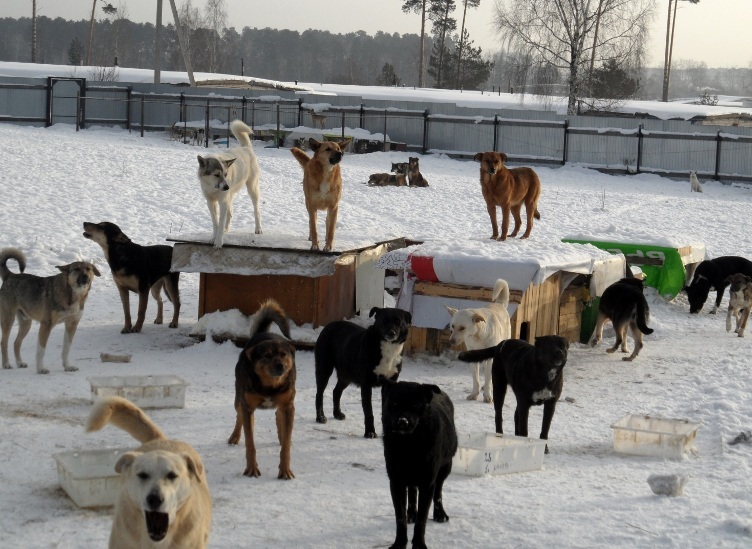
0,122 -> 751,548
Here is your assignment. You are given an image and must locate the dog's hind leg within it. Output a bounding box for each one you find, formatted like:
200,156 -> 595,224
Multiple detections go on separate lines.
492,370 -> 508,433
606,323 -> 625,354
332,379 -> 349,421
11,312 -> 31,368
0,310 -> 13,368
314,358 -> 334,423
624,324 -> 642,361
508,204 -> 523,238
468,361 -> 481,400
359,384 -> 378,438
246,176 -> 263,235
61,317 -> 80,372
590,313 -> 607,347
432,462 -> 452,523
150,280 -> 165,325
131,290 -> 149,333
163,273 -> 181,328
34,320 -> 53,374
737,307 -> 750,337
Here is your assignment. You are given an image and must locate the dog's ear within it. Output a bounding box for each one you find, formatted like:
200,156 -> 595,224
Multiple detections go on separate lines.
746,276 -> 752,284
115,451 -> 141,474
445,306 -> 457,317
197,155 -> 206,168
403,311 -> 412,325
309,138 -> 321,152
369,307 -> 381,318
471,312 -> 486,324
183,453 -> 204,481
92,265 -> 101,277
338,138 -> 352,152
422,384 -> 441,402
224,158 -> 236,169
473,152 -> 483,162
56,264 -> 70,274
723,275 -> 733,285
500,153 -> 508,163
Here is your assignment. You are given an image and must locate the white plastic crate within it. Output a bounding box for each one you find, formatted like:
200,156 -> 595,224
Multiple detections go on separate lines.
53,448 -> 131,508
452,432 -> 547,476
611,414 -> 699,459
88,375 -> 188,409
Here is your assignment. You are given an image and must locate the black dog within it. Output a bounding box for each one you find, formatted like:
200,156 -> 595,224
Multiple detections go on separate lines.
83,221 -> 180,333
684,256 -> 752,314
590,277 -> 654,361
381,379 -> 457,549
314,307 -> 412,438
459,335 -> 568,453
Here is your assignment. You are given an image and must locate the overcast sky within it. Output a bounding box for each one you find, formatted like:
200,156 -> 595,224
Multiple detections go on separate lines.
7,0 -> 751,69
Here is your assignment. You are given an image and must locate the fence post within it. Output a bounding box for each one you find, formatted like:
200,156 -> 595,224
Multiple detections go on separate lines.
140,95 -> 145,137
341,110 -> 345,140
251,100 -> 255,131
276,102 -> 281,148
714,130 -> 722,180
422,109 -> 429,155
636,124 -> 643,174
383,110 -> 388,152
492,114 -> 499,152
360,104 -> 365,129
298,98 -> 303,127
204,100 -> 210,147
241,96 -> 247,123
180,92 -> 185,122
227,108 -> 231,148
562,120 -> 569,165
126,86 -> 132,131
76,91 -> 81,132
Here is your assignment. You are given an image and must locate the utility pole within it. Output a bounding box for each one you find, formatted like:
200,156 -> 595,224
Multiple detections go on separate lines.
168,0 -> 196,86
154,0 -> 162,84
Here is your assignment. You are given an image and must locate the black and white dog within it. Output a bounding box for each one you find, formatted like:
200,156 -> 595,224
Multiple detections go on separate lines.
684,256 -> 752,314
314,307 -> 412,438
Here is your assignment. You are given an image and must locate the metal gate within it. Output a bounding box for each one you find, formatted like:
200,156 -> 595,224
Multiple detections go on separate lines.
46,77 -> 86,127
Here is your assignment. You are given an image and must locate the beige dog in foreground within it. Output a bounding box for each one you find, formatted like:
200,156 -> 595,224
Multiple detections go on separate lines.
87,396 -> 212,549
291,138 -> 352,252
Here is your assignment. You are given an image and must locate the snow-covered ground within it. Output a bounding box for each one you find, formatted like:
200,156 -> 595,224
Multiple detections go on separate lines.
0,122 -> 750,548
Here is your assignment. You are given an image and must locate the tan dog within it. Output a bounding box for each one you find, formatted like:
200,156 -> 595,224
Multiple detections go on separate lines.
725,273 -> 752,337
0,247 -> 100,374
291,138 -> 352,252
228,299 -> 296,479
86,396 -> 212,549
473,152 -> 541,240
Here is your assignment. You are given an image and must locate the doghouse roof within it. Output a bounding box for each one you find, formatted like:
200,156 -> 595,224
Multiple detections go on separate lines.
376,238 -> 624,296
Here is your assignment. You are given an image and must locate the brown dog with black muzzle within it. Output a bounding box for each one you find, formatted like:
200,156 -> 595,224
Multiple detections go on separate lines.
228,299 -> 296,479
291,138 -> 352,252
473,152 -> 541,241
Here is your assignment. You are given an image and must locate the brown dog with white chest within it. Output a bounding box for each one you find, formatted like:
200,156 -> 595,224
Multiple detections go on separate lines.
291,138 -> 352,252
473,152 -> 541,240
227,299 -> 296,479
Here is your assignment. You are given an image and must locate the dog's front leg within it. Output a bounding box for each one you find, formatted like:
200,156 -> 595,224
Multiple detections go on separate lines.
499,204 -> 511,241
131,290 -> 149,333
323,205 -> 338,252
117,286 -> 134,333
61,317 -> 80,372
276,402 -> 295,479
35,321 -> 53,374
389,481 -> 409,549
726,307 -> 735,332
407,486 -> 417,523
737,307 -> 750,337
467,362 -> 481,400
214,203 -> 229,249
540,400 -> 558,454
411,483 -> 435,549
308,206 -> 319,250
486,203 -> 499,240
482,359 -> 493,403
206,199 -> 219,242
241,407 -> 261,477
514,404 -> 530,437
360,384 -> 377,438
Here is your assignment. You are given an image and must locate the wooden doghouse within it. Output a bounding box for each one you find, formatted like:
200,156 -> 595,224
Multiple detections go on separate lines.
375,240 -> 624,356
169,232 -> 405,328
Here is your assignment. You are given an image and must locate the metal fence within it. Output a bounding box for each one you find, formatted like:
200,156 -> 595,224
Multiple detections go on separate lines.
1,76 -> 750,182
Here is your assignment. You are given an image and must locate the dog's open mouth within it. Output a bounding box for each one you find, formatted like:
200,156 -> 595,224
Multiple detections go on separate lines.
82,231 -> 91,239
144,510 -> 169,542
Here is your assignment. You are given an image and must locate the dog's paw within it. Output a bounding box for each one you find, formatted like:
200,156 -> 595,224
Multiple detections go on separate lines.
364,430 -> 378,439
589,339 -> 599,348
407,507 -> 417,524
153,317 -> 163,325
622,356 -> 635,362
315,415 -> 327,424
2,363 -> 11,369
334,411 -> 346,421
121,326 -> 133,334
466,393 -> 479,401
388,542 -> 408,549
483,395 -> 493,404
243,466 -> 261,478
310,243 -> 320,251
737,332 -> 745,338
63,365 -> 79,372
168,321 -> 178,328
227,434 -> 240,445
278,467 -> 295,480
433,507 -> 449,523
18,362 -> 28,369
37,368 -> 50,375
606,348 -> 616,354
255,228 -> 263,235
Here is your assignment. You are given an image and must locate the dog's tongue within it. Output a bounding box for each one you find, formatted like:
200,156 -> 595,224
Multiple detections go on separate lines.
145,511 -> 169,542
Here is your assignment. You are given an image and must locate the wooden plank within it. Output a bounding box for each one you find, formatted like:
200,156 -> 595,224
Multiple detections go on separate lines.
413,280 -> 523,303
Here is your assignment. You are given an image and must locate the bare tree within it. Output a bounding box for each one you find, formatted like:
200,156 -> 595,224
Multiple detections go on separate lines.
492,0 -> 655,115
661,0 -> 700,102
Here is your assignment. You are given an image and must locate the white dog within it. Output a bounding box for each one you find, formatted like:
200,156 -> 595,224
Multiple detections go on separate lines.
689,170 -> 703,193
197,119 -> 262,248
446,278 -> 511,402
87,396 -> 212,549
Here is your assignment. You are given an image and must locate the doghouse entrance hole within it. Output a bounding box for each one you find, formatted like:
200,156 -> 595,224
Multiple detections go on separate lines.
520,321 -> 530,342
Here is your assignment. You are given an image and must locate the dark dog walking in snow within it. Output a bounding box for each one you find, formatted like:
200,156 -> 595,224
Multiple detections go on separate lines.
314,307 -> 412,438
83,221 -> 180,334
0,247 -> 100,374
381,379 -> 457,549
724,273 -> 752,337
684,256 -> 752,314
590,277 -> 653,361
458,335 -> 568,453
227,299 -> 296,479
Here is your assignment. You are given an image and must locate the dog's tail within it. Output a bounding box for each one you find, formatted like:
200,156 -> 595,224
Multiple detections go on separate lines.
457,346 -> 497,363
86,396 -> 167,444
290,147 -> 311,170
492,279 -> 510,308
230,120 -> 254,148
250,298 -> 291,339
635,300 -> 654,335
0,247 -> 26,282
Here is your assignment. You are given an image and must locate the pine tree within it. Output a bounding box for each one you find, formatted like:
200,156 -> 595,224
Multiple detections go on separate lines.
67,37 -> 84,65
376,63 -> 401,86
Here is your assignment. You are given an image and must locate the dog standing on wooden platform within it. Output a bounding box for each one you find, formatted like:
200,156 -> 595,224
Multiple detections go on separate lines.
0,247 -> 99,374
228,299 -> 296,479
87,396 -> 212,548
291,137 -> 352,252
474,151 -> 541,240
83,221 -> 180,334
